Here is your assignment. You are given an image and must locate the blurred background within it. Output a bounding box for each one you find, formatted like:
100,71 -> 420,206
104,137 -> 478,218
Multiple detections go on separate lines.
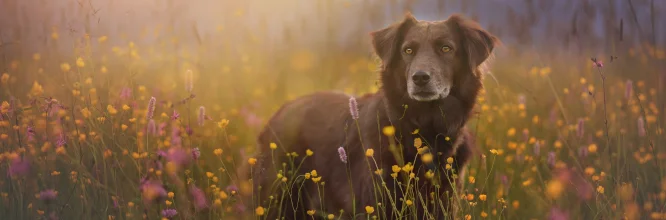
1,0 -> 666,219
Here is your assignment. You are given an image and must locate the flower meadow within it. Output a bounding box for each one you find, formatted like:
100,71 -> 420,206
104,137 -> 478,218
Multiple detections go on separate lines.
1,1 -> 666,220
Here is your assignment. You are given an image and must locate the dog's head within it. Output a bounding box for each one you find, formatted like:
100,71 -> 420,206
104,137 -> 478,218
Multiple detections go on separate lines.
371,13 -> 498,102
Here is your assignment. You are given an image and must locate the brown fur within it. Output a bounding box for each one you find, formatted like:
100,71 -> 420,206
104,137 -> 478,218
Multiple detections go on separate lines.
250,13 -> 498,220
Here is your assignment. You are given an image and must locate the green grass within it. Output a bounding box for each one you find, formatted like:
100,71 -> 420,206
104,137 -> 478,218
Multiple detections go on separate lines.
1,4 -> 666,220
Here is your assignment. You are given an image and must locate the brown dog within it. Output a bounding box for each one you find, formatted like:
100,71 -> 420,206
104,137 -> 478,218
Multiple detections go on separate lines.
251,13 -> 498,220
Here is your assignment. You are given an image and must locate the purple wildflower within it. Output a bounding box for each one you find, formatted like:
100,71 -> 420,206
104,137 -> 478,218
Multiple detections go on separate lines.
147,97 -> 156,119
338,146 -> 348,163
625,80 -> 633,100
140,179 -> 167,205
637,117 -> 646,137
591,58 -> 603,68
548,207 -> 568,220
161,209 -> 178,218
158,122 -> 167,136
166,148 -> 192,167
157,150 -> 167,158
26,126 -> 36,142
349,96 -> 359,120
56,133 -> 66,147
547,152 -> 556,168
234,203 -> 247,213
39,189 -> 57,203
576,118 -> 584,138
533,141 -> 541,155
189,185 -> 208,210
185,125 -> 193,136
185,69 -> 194,93
8,158 -> 30,177
198,106 -> 205,126
147,119 -> 157,136
171,124 -> 182,147
120,87 -> 132,100
578,146 -> 588,158
191,147 -> 200,160
171,110 -> 180,121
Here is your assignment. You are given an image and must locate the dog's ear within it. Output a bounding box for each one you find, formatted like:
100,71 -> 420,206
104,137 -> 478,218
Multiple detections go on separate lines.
370,13 -> 417,69
447,14 -> 500,70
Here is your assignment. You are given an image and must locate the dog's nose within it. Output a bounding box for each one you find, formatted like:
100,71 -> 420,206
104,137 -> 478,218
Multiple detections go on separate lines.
412,71 -> 431,86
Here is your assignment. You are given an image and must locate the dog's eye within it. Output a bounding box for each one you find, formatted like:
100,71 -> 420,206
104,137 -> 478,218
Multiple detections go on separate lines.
441,46 -> 452,53
404,48 -> 413,55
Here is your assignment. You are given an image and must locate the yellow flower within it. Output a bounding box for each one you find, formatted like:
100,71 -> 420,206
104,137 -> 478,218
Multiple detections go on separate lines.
405,199 -> 413,206
425,170 -> 435,179
306,149 -> 314,156
270,142 -> 277,150
479,194 -> 487,201
327,214 -> 335,219
382,126 -> 395,136
100,66 -> 108,73
219,191 -> 228,200
466,194 -> 474,201
421,153 -> 433,164
305,173 -> 311,179
206,172 -> 214,178
60,63 -> 71,72
121,124 -> 128,131
597,186 -> 605,194
255,206 -> 265,216
122,105 -> 130,111
391,165 -> 401,173
213,199 -> 222,206
546,180 -> 564,199
588,144 -> 598,153
365,206 -> 375,214
0,73 -> 9,84
165,200 -> 172,206
107,105 -> 118,115
445,164 -> 452,170
312,177 -> 322,183
307,210 -> 315,216
411,129 -> 419,134
248,158 -> 257,166
311,170 -> 318,177
281,177 -> 288,182
81,108 -> 91,118
76,57 -> 85,67
414,138 -> 422,148
506,128 -> 516,137
447,157 -> 454,164
1,101 -> 9,113
98,36 -> 108,43
30,81 -> 44,97
481,211 -> 488,218
402,164 -> 413,173
217,119 -> 229,128
213,148 -> 223,156
374,169 -> 383,175
365,149 -> 374,157
167,192 -> 174,198
468,176 -> 476,184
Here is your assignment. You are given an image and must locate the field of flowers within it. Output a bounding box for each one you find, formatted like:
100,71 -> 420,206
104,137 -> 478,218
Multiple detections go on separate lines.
1,1 -> 666,220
